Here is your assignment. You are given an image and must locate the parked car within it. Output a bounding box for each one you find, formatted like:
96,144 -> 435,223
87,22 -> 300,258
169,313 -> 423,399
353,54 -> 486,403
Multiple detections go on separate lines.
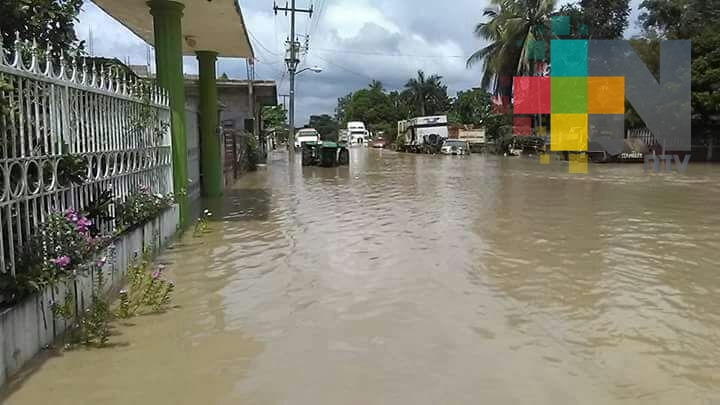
441,139 -> 471,155
370,137 -> 386,148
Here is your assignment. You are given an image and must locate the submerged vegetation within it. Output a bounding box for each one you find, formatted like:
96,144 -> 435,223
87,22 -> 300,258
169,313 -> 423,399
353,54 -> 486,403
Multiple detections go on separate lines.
51,245 -> 176,349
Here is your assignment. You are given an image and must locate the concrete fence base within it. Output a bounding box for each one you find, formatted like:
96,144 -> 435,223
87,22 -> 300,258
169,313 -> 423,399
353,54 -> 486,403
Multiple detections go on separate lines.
0,205 -> 180,387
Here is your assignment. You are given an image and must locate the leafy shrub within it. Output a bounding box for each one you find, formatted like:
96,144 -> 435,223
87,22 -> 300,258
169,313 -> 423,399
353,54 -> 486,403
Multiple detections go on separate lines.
246,135 -> 259,170
15,209 -> 110,292
117,251 -> 174,318
56,154 -> 88,186
114,186 -> 174,233
82,189 -> 114,236
52,268 -> 113,348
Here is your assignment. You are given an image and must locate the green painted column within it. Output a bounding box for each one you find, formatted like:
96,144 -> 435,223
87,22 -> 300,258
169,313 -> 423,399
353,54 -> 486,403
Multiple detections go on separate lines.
148,0 -> 189,226
196,50 -> 222,197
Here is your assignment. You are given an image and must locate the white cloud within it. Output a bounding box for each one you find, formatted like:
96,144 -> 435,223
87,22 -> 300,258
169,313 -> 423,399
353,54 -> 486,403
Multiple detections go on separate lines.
323,0 -> 401,39
76,0 -> 647,124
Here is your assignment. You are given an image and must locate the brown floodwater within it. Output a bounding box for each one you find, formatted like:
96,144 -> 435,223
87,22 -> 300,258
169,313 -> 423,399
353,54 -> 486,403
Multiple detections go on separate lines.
3,149 -> 720,404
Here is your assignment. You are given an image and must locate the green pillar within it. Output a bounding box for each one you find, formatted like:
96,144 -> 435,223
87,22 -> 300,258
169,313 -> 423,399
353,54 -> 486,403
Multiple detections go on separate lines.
196,50 -> 222,197
148,0 -> 189,226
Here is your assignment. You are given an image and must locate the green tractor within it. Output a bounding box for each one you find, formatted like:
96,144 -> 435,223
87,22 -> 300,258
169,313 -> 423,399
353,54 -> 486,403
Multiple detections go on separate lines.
301,141 -> 350,167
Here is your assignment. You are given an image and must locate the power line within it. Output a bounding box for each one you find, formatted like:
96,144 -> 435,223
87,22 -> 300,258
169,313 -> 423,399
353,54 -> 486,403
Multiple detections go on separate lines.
312,54 -> 405,89
248,29 -> 284,57
312,47 -> 467,58
308,0 -> 327,39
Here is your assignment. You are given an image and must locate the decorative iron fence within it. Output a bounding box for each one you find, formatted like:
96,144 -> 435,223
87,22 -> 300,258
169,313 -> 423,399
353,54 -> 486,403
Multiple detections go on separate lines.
0,37 -> 173,277
627,128 -> 659,151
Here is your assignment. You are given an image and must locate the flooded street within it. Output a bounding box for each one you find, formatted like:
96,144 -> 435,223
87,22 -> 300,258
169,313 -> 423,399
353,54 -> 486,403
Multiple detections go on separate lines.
4,148 -> 720,404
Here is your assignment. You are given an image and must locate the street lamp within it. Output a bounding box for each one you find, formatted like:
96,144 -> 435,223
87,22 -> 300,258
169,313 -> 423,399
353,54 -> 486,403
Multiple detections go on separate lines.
297,65 -> 323,75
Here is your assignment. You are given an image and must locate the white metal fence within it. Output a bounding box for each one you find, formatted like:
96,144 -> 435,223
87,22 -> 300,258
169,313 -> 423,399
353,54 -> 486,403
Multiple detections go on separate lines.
0,37 -> 173,277
627,128 -> 659,150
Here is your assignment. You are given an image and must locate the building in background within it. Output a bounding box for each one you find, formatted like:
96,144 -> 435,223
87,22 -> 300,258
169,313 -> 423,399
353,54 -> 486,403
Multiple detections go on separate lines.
184,76 -> 277,164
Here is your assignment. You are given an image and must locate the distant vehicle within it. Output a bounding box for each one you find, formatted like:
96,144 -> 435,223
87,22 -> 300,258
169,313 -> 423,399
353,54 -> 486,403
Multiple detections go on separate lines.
301,141 -> 350,167
397,115 -> 448,154
347,121 -> 369,146
338,129 -> 350,143
441,139 -> 471,155
294,128 -> 321,150
370,137 -> 386,149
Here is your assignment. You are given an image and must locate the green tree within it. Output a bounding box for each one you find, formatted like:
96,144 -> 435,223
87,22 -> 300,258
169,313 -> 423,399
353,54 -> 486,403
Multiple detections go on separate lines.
335,92 -> 352,124
0,0 -> 85,58
639,0 -> 720,157
262,105 -> 287,130
308,114 -> 339,140
449,89 -> 492,126
577,0 -> 630,39
403,70 -> 450,116
262,104 -> 288,143
467,0 -> 556,95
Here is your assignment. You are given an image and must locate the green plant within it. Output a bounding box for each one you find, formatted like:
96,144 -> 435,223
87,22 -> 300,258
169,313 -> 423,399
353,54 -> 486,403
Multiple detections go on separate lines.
245,135 -> 259,171
14,209 -> 110,293
128,80 -> 170,144
114,187 -> 175,233
193,209 -> 212,237
0,78 -> 11,118
82,189 -> 114,236
56,154 -> 88,186
117,257 -> 174,319
116,289 -> 130,319
53,269 -> 113,348
50,289 -> 75,321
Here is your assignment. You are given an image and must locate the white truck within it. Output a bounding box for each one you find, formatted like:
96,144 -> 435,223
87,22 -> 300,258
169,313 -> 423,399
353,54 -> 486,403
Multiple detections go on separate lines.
338,129 -> 350,143
294,128 -> 321,150
347,121 -> 369,146
397,115 -> 448,153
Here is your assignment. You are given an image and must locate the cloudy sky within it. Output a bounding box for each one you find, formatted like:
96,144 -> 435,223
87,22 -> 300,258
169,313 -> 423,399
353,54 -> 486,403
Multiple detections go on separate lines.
75,0 -> 644,124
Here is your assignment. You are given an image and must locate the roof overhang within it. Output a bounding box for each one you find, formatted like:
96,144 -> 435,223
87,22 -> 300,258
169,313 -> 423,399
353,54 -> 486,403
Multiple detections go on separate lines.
92,0 -> 254,58
185,79 -> 277,106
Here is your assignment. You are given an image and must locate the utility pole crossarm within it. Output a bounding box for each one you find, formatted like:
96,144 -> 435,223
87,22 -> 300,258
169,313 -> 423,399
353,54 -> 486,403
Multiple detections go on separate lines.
273,5 -> 313,16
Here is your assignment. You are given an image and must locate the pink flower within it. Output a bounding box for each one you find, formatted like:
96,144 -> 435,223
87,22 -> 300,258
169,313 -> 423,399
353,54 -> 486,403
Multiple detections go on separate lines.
151,270 -> 161,279
64,210 -> 78,223
51,255 -> 71,268
77,217 -> 92,229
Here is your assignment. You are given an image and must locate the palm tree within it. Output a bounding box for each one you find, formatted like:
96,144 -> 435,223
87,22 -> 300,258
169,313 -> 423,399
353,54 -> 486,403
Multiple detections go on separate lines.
404,70 -> 449,116
369,80 -> 384,92
467,0 -> 557,95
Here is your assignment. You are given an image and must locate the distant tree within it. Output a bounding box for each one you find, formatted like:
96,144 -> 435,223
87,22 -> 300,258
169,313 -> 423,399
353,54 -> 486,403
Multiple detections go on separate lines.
449,89 -> 492,126
335,93 -> 352,124
308,114 -> 339,140
638,0 -> 720,157
262,105 -> 287,130
575,0 -> 630,39
403,70 -> 450,116
0,0 -> 85,58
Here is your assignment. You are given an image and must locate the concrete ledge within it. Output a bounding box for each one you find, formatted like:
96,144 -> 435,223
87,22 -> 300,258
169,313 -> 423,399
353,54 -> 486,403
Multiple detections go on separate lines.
0,205 -> 180,387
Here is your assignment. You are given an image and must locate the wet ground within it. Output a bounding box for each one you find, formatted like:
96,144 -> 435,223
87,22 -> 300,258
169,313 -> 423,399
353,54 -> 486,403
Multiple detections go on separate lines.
3,148 -> 720,404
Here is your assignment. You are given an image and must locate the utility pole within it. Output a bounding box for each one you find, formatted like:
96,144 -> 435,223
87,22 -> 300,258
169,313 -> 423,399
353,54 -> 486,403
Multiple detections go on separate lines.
274,1 -> 313,160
